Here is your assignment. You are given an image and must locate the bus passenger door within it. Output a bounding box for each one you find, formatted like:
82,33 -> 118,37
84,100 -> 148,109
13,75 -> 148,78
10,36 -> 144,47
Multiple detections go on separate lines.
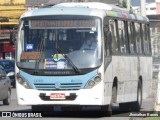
103,17 -> 113,105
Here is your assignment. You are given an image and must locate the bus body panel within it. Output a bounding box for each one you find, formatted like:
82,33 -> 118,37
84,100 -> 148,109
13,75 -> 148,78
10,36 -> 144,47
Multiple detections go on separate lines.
106,56 -> 138,103
104,56 -> 152,104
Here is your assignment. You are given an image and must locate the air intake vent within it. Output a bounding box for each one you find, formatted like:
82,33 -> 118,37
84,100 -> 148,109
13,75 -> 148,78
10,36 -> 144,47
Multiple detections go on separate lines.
34,83 -> 83,91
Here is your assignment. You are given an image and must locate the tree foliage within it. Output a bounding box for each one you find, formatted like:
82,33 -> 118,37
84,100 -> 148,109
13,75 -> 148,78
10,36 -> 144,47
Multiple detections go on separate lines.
122,0 -> 127,8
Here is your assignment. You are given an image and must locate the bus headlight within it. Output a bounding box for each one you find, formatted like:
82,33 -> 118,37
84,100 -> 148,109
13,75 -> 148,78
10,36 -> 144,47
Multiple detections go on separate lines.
17,78 -> 23,85
17,77 -> 32,89
94,76 -> 101,82
85,75 -> 101,89
88,80 -> 95,86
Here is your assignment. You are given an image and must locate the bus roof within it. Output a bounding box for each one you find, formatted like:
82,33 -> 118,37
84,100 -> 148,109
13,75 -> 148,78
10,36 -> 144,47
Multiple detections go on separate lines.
54,2 -> 128,12
21,2 -> 149,22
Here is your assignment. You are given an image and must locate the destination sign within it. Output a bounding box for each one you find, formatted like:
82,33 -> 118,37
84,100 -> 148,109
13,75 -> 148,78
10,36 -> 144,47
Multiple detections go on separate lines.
21,52 -> 40,60
30,19 -> 96,28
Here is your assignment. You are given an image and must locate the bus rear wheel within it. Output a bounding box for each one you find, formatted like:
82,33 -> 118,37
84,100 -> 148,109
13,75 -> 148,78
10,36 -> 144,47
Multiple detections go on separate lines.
131,81 -> 142,111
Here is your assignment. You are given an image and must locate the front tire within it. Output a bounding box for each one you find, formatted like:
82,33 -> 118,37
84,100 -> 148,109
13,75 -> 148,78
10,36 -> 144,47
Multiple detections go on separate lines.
102,85 -> 117,116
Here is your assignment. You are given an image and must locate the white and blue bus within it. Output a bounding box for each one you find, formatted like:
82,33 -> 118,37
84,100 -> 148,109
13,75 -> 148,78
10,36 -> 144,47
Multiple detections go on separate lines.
15,2 -> 152,115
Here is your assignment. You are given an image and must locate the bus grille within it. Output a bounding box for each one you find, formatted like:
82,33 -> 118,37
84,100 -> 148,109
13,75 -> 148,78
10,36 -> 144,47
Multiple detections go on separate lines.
34,83 -> 83,91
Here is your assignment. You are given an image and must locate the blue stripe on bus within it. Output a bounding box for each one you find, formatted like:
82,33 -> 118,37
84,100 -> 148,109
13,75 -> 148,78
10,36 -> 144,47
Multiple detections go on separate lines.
19,70 -> 98,90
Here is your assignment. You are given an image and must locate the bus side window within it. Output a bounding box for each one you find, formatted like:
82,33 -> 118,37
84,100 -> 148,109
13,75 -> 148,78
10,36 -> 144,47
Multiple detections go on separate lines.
118,20 -> 127,54
109,20 -> 119,54
134,23 -> 142,54
142,24 -> 151,54
146,24 -> 151,54
128,22 -> 136,54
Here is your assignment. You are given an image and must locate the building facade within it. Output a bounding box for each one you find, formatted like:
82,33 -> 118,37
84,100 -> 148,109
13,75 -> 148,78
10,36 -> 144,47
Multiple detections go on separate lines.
0,0 -> 25,60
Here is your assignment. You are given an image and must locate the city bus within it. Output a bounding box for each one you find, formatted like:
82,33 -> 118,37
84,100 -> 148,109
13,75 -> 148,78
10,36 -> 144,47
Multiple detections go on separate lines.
15,2 -> 152,115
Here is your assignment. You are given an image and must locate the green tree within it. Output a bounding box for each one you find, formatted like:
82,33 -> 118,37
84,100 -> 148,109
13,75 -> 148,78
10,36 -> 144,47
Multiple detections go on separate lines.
122,0 -> 127,8
116,0 -> 127,8
116,0 -> 122,7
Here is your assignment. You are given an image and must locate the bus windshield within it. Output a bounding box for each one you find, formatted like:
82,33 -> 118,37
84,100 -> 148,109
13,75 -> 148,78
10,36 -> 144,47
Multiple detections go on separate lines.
17,16 -> 102,72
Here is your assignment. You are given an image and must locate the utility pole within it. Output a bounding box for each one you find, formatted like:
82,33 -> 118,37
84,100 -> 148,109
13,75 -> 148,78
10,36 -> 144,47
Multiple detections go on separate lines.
127,0 -> 130,10
140,0 -> 146,16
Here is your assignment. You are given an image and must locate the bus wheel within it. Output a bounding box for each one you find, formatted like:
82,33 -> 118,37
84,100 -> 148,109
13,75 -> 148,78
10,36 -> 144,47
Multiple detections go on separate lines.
112,85 -> 117,104
107,104 -> 112,116
102,85 -> 117,116
131,81 -> 142,111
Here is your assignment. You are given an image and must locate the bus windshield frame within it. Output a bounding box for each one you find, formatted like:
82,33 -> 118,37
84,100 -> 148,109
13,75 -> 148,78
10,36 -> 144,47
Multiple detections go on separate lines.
16,15 -> 102,74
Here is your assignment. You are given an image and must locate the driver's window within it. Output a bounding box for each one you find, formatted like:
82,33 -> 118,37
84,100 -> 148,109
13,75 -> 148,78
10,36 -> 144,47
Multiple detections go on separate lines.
80,33 -> 97,50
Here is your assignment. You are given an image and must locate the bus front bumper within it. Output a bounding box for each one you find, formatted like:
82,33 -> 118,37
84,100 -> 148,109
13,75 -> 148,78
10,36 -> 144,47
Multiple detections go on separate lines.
16,82 -> 105,106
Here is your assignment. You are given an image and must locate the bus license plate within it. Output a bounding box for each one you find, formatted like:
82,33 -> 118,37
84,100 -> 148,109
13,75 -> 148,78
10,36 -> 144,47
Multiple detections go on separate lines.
50,93 -> 65,99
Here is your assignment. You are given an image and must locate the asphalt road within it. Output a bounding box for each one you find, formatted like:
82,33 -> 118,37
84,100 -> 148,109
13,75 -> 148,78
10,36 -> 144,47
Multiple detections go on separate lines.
0,78 -> 158,120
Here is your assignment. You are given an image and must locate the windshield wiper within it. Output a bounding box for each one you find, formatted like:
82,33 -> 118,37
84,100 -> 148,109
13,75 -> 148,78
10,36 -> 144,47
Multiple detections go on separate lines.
55,46 -> 80,73
34,38 -> 45,74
